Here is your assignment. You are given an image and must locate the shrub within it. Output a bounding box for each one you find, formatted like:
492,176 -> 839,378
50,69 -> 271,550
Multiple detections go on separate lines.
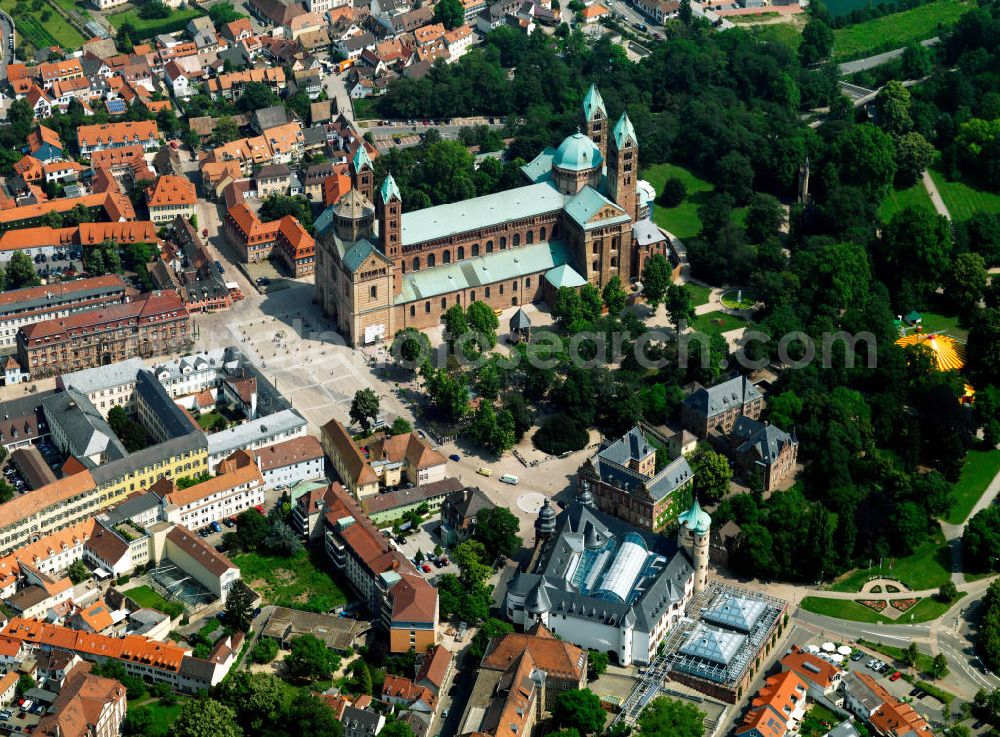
658,177 -> 686,207
533,414 -> 588,455
251,637 -> 279,664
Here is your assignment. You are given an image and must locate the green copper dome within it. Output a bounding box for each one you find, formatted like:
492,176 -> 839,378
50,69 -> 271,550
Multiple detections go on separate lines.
679,497 -> 711,535
552,131 -> 603,172
379,173 -> 401,203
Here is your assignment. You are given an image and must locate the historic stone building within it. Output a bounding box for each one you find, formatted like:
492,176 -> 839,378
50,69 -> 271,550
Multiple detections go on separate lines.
315,86 -> 669,346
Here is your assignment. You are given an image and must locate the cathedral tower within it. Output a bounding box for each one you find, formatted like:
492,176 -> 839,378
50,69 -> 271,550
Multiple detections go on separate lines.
377,174 -> 403,295
607,112 -> 638,222
582,84 -> 607,162
351,144 -> 375,203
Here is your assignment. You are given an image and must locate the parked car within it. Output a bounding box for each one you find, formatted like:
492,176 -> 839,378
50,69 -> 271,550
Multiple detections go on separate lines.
421,563 -> 432,573
973,722 -> 986,730
499,474 -> 520,485
215,260 -> 225,273
477,467 -> 492,477
850,651 -> 863,661
889,671 -> 901,681
211,521 -> 221,533
449,454 -> 461,462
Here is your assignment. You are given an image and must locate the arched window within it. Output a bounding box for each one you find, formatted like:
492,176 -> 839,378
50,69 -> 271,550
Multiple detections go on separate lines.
412,257 -> 420,271
499,284 -> 504,295
486,241 -> 493,254
473,243 -> 481,256
470,290 -> 476,301
441,297 -> 446,309
526,230 -> 534,245
513,233 -> 521,247
540,226 -> 546,241
610,257 -> 617,268
512,297 -> 518,305
401,262 -> 406,274
512,280 -> 517,289
458,246 -> 465,260
500,236 -> 506,249
526,277 -> 531,288
456,294 -> 461,304
425,301 -> 430,313
410,305 -> 415,317
428,253 -> 436,267
443,250 -> 451,264
485,287 -> 491,298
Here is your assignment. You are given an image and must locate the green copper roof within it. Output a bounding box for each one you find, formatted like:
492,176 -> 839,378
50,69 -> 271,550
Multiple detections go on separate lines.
380,173 -> 402,203
678,497 -> 711,535
583,84 -> 606,121
401,182 -> 567,247
544,263 -> 586,289
396,240 -> 571,303
613,112 -> 637,150
342,238 -> 391,274
352,144 -> 373,172
521,148 -> 555,183
552,132 -> 603,172
564,186 -> 631,230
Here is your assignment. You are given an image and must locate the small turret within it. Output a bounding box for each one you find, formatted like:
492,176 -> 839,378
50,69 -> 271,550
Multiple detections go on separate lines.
535,498 -> 557,542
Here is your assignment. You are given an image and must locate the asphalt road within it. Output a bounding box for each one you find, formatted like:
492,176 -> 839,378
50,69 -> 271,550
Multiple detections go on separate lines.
838,36 -> 940,75
0,11 -> 14,82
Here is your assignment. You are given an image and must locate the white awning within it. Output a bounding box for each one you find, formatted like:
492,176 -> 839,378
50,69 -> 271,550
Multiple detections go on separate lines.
93,568 -> 111,579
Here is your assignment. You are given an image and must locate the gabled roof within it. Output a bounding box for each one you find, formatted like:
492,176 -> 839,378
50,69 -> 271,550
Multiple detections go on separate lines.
582,84 -> 606,121
482,625 -> 585,681
321,418 -> 378,486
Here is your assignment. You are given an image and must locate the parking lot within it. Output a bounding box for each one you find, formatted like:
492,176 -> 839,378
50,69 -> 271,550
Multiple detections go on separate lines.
31,246 -> 84,281
388,518 -> 460,581
0,699 -> 44,735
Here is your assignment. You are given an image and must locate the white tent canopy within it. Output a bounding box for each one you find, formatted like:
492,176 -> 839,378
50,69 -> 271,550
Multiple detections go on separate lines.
822,642 -> 836,652
837,645 -> 852,655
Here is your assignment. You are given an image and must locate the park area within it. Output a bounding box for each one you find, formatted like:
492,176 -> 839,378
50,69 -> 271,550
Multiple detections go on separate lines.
928,163 -> 1000,221
107,5 -> 204,39
832,0 -> 975,59
233,549 -> 347,613
0,0 -> 85,51
946,447 -> 1000,524
828,532 -> 951,593
800,591 -> 963,623
878,181 -> 935,222
642,163 -> 746,240
689,310 -> 748,337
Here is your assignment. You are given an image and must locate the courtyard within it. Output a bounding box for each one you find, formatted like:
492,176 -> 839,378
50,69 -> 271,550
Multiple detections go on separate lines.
233,548 -> 348,613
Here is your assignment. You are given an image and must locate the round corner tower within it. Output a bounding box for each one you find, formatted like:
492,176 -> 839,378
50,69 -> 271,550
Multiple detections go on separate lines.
677,497 -> 711,595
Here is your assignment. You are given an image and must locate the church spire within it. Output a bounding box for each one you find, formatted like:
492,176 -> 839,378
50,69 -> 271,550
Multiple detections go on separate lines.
582,84 -> 608,161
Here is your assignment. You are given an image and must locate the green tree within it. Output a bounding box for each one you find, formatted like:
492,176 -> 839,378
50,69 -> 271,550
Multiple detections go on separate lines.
603,275 -> 627,314
900,41 -> 932,79
468,617 -> 514,660
658,177 -> 686,207
235,509 -> 271,551
580,283 -> 603,322
470,402 -> 516,454
799,19 -> 833,65
389,417 -> 413,435
251,637 -> 279,664
744,193 -> 786,243
350,388 -> 381,434
553,287 -> 585,329
279,693 -> 342,737
948,252 -> 988,318
474,507 -> 521,561
444,305 -> 470,344
380,721 -> 415,737
716,151 -> 754,205
216,672 -> 283,737
173,698 -> 242,737
16,675 -> 34,697
453,539 -> 492,587
929,652 -> 948,680
552,689 -> 605,736
285,634 -> 340,681
678,0 -> 692,24
6,252 -> 39,289
692,449 -> 732,503
421,363 -> 469,421
391,327 -> 431,371
664,284 -> 694,333
834,124 -> 897,201
213,116 -> 239,146
877,81 -> 913,137
237,82 -> 278,112
641,254 -> 672,310
209,1 -> 244,23
894,132 -> 935,186
264,521 -> 303,556
224,580 -> 255,633
123,706 -> 154,736
878,206 -> 952,304
433,0 -> 465,28
637,696 -> 705,737
353,660 -> 373,695
587,651 -> 608,680
66,560 -> 90,584
467,300 -> 499,347
903,642 -> 919,667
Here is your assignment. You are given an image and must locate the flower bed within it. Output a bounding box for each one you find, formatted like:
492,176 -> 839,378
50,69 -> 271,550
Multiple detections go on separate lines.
870,585 -> 883,593
891,598 -> 918,612
859,599 -> 887,612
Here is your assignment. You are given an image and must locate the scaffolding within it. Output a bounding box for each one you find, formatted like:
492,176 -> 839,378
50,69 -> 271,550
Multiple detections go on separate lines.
607,581 -> 787,728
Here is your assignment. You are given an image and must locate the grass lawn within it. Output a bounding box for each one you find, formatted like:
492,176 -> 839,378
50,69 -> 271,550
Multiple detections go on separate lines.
642,163 -> 747,241
196,411 -> 228,431
124,585 -> 185,619
0,0 -> 85,50
234,548 -> 346,613
135,698 -> 186,737
49,0 -> 91,18
689,311 -> 747,337
107,6 -> 204,37
353,98 -> 378,120
800,704 -> 843,737
829,532 -> 951,592
832,0 -> 975,60
902,592 -> 965,622
859,639 -> 936,673
946,448 -> 1000,524
928,162 -> 1000,222
720,289 -> 757,309
747,22 -> 802,52
878,181 -> 935,222
800,597 -> 893,623
684,283 -> 712,307
908,310 -> 969,341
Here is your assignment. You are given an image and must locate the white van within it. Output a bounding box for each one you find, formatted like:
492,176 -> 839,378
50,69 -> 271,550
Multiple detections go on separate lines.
499,474 -> 519,485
